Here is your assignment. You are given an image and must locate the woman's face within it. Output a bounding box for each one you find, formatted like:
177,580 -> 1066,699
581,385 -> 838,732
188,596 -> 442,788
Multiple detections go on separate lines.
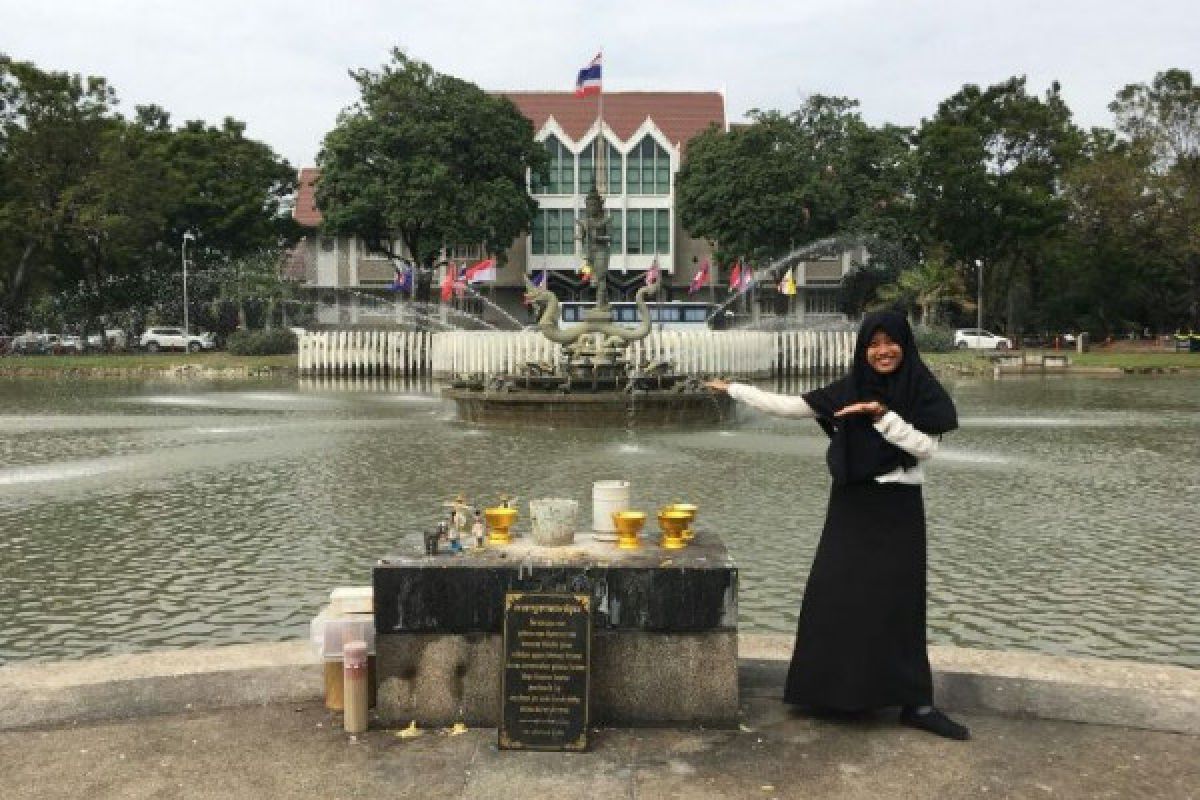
866,329 -> 903,375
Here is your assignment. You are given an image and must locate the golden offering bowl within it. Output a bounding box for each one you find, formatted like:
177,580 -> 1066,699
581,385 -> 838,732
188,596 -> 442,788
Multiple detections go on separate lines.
484,506 -> 518,545
667,503 -> 698,540
612,510 -> 647,550
656,509 -> 691,550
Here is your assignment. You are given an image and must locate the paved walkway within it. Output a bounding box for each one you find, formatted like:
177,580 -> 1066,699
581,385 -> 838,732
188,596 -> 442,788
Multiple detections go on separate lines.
2,689 -> 1196,799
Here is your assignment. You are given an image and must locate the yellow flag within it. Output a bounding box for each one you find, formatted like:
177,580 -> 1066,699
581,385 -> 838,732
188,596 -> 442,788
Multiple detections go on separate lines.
780,268 -> 797,296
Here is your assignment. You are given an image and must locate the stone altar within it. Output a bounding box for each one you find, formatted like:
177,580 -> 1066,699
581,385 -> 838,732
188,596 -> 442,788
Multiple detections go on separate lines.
372,532 -> 739,727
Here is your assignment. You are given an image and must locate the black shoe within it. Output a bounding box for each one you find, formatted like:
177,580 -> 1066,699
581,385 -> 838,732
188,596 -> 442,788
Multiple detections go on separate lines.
899,707 -> 970,741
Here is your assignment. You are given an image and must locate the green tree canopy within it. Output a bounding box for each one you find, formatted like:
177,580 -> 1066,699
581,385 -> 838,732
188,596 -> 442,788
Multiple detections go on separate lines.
676,95 -> 914,262
913,76 -> 1083,332
315,50 -> 548,272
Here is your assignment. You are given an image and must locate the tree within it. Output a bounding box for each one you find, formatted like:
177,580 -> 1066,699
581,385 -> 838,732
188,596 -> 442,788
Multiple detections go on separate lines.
315,50 -> 547,285
873,250 -> 973,325
676,96 -> 915,261
1109,69 -> 1200,327
913,77 -> 1083,333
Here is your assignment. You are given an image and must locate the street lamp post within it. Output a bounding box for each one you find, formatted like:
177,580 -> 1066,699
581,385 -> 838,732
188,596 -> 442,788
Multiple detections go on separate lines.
182,232 -> 196,335
974,258 -> 984,351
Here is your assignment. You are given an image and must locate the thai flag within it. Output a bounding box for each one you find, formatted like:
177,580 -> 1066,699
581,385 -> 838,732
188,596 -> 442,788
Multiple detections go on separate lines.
533,270 -> 548,290
728,261 -> 742,293
575,52 -> 602,98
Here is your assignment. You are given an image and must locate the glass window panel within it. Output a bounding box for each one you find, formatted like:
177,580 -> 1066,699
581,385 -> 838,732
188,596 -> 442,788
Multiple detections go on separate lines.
561,142 -> 574,194
561,210 -> 575,255
608,210 -> 622,254
626,154 -> 640,194
642,160 -> 655,192
547,210 -> 561,254
641,211 -> 655,255
531,211 -> 545,254
656,210 -> 670,253
627,210 -> 641,254
683,307 -> 708,322
579,141 -> 595,193
608,143 -> 622,194
660,307 -> 681,322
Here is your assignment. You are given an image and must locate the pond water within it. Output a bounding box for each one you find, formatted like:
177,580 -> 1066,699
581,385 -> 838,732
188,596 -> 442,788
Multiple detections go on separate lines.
1,373 -> 1197,668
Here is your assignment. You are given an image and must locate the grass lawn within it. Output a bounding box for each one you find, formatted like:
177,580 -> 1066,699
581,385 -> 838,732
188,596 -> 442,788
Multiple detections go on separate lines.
0,352 -> 295,371
926,349 -> 1199,371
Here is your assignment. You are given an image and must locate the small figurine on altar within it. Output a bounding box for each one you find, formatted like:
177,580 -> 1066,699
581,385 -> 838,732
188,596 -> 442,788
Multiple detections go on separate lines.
444,511 -> 462,553
471,508 -> 485,549
443,493 -> 471,553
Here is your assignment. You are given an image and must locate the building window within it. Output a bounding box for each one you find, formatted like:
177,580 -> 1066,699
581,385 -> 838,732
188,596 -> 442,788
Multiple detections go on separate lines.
579,139 -> 623,194
624,209 -> 670,254
531,209 -> 577,255
626,136 -> 670,195
449,243 -> 483,260
533,136 -> 574,195
608,209 -> 622,254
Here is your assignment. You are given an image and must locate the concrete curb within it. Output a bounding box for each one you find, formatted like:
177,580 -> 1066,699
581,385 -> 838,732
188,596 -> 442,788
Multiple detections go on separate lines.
1,636 -> 1196,734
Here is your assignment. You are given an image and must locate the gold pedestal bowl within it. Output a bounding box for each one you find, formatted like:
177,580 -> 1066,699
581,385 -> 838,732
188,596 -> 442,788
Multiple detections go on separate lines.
484,506 -> 518,545
666,502 -> 698,540
657,508 -> 691,550
611,510 -> 647,550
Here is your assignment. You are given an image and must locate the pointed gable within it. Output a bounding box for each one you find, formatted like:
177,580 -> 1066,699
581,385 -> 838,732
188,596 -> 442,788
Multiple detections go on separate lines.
502,91 -> 725,151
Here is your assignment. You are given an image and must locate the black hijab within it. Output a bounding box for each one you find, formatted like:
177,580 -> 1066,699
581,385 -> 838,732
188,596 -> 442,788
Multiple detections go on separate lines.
802,311 -> 958,486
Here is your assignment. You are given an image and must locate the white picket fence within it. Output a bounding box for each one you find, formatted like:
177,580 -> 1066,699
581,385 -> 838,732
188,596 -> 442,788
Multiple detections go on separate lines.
297,329 -> 856,378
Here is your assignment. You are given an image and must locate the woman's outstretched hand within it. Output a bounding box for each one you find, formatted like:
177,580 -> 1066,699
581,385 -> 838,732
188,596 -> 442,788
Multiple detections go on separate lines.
704,379 -> 731,393
835,401 -> 888,421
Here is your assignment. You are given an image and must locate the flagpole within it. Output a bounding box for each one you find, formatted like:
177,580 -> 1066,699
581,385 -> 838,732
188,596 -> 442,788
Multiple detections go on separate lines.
596,47 -> 604,195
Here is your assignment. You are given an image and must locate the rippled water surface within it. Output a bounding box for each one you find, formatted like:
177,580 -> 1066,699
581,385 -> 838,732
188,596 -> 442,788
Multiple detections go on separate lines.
1,373 -> 1197,667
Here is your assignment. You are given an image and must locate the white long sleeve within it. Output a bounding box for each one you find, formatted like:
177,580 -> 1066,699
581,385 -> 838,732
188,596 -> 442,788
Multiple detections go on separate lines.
872,410 -> 938,461
727,383 -> 815,418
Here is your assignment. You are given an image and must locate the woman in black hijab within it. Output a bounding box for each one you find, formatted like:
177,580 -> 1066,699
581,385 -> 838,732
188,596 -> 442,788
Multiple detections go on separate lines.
706,311 -> 968,740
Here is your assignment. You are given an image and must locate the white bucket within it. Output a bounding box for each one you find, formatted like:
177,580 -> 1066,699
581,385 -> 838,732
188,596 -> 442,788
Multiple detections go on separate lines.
529,498 -> 579,546
592,480 -> 631,534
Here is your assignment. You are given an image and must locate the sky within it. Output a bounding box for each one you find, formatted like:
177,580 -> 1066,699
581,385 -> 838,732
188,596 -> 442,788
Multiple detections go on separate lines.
5,0 -> 1198,169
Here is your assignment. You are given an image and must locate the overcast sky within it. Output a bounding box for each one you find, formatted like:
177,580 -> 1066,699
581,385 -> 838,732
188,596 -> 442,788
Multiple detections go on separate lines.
6,0 -> 1198,169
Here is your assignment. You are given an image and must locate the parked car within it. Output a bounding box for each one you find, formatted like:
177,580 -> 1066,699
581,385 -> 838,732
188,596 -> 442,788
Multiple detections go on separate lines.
139,327 -> 216,353
11,332 -> 50,354
56,335 -> 85,354
954,328 -> 1013,350
86,329 -> 128,351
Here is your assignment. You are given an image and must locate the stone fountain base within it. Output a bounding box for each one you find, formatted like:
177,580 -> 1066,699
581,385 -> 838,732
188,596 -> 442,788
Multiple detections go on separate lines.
442,388 -> 735,428
372,531 -> 739,726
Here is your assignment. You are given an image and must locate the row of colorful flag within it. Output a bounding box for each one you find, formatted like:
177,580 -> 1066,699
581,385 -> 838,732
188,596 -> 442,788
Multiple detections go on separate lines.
391,257 -> 793,299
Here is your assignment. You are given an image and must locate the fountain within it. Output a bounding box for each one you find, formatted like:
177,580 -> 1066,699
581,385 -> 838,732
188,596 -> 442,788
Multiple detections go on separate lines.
442,187 -> 734,427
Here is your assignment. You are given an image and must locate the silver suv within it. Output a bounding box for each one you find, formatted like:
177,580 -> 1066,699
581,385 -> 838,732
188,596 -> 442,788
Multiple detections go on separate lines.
139,327 -> 215,353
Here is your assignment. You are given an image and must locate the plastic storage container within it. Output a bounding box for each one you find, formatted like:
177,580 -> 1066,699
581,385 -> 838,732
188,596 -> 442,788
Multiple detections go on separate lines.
592,480 -> 631,536
330,586 -> 373,615
310,608 -> 376,710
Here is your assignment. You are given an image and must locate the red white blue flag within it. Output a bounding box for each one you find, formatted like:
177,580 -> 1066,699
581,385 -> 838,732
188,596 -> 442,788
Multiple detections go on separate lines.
464,257 -> 497,284
391,260 -> 413,293
575,52 -> 602,98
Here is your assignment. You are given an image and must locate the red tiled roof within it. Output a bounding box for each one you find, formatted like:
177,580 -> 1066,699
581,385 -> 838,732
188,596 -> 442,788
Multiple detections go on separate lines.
293,93 -> 725,227
295,167 -> 322,228
501,91 -> 725,151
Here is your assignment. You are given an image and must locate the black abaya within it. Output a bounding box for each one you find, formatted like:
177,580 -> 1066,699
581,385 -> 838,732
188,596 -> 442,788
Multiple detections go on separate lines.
783,482 -> 933,711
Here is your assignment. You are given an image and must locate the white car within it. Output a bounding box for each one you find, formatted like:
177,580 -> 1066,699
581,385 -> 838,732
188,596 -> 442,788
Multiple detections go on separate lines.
954,328 -> 1012,350
139,327 -> 215,353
